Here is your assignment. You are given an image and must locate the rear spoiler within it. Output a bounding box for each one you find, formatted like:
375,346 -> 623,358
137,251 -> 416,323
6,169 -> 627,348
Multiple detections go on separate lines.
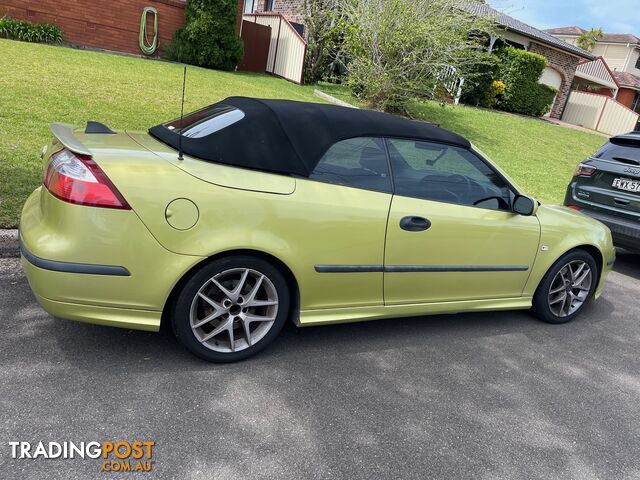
50,123 -> 92,156
610,133 -> 640,147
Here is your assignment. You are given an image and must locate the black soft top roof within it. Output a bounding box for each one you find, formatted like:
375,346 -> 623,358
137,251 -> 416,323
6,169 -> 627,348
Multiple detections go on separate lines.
149,97 -> 471,177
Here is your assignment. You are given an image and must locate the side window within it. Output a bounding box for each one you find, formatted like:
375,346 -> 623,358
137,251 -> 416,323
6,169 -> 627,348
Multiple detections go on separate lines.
310,137 -> 392,193
387,139 -> 511,210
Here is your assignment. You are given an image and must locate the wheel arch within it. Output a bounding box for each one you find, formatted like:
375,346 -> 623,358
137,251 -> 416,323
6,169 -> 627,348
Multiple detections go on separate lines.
566,243 -> 604,286
161,249 -> 300,330
526,241 -> 606,298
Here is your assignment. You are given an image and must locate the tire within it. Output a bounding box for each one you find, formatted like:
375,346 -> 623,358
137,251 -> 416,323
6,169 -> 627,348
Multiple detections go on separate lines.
171,255 -> 290,362
532,249 -> 598,324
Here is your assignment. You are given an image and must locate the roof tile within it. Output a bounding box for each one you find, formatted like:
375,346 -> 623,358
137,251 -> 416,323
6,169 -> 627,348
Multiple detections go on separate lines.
461,4 -> 594,59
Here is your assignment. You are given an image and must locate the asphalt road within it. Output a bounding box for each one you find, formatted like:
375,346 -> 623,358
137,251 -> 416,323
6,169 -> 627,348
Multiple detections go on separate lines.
1,254 -> 640,480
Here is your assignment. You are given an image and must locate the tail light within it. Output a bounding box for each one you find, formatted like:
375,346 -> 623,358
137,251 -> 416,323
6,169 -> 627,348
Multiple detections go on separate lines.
574,164 -> 596,177
43,149 -> 130,209
567,205 -> 581,211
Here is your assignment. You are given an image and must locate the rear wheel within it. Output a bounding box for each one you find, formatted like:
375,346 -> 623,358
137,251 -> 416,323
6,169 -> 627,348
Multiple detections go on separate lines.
171,255 -> 290,362
532,249 -> 598,324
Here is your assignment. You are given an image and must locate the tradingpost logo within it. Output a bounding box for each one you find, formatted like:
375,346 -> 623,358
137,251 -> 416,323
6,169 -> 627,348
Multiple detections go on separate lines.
8,440 -> 155,473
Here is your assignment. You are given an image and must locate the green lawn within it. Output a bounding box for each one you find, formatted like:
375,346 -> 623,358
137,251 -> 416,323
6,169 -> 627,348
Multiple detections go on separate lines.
0,40 -> 606,227
0,40 -> 322,227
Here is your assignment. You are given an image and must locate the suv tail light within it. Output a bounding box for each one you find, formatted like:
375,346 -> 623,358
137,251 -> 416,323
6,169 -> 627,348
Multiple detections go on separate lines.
43,149 -> 130,209
574,164 -> 596,177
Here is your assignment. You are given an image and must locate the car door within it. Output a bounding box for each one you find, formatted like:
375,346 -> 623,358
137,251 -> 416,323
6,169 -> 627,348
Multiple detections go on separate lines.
383,138 -> 540,305
295,136 -> 393,309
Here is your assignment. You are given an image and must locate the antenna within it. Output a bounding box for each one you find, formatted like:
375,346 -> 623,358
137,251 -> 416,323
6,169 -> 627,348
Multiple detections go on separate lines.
177,65 -> 187,161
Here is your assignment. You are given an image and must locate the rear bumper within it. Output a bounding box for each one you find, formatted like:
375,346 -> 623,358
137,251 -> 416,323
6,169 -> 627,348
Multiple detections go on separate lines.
579,207 -> 640,252
20,187 -> 204,331
30,290 -> 161,332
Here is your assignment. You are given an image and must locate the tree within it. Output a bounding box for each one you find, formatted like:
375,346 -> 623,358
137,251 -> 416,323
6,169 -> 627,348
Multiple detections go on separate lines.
576,28 -> 604,52
165,0 -> 243,71
302,0 -> 346,84
334,0 -> 497,112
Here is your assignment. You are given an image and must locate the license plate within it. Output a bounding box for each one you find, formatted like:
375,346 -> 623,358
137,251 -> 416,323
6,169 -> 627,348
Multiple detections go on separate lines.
612,177 -> 640,193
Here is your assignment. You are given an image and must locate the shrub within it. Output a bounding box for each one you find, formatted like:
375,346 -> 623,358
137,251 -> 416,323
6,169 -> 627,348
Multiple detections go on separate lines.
497,47 -> 557,116
459,54 -> 499,106
303,0 -> 348,84
165,0 -> 243,71
0,16 -> 63,43
480,80 -> 506,108
535,83 -> 558,116
335,0 -> 498,112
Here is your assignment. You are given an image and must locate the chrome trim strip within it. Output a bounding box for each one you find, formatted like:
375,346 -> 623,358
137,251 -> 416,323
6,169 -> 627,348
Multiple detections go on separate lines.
385,265 -> 529,272
314,265 -> 384,273
20,240 -> 130,276
315,265 -> 529,273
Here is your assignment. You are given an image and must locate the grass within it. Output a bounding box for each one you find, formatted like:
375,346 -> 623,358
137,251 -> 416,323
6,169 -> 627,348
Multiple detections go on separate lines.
0,40 -> 323,227
0,40 -> 607,226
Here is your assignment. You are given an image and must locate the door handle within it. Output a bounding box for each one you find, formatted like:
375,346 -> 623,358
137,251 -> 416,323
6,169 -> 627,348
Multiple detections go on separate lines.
400,216 -> 431,232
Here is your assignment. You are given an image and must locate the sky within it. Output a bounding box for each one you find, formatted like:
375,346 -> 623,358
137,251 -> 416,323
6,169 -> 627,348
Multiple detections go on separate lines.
489,0 -> 640,35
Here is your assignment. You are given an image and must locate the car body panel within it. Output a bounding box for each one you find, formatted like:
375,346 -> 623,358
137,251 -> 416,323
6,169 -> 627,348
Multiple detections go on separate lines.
299,296 -> 533,326
384,195 -> 541,304
522,204 -> 615,299
20,187 -> 203,323
102,153 -> 392,310
20,126 -> 616,333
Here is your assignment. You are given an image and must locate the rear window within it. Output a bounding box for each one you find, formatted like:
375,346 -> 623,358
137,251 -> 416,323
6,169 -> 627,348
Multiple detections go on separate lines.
595,137 -> 640,164
164,105 -> 245,138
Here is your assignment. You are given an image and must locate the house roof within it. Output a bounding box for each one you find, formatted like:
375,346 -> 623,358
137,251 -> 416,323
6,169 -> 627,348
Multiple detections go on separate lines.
546,26 -> 586,36
149,97 -> 470,177
546,26 -> 640,45
612,71 -> 640,90
461,3 -> 594,60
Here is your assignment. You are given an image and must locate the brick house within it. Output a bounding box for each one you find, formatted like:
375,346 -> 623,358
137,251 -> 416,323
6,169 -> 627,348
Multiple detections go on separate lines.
242,0 -> 305,35
463,3 -> 595,119
547,27 -> 640,114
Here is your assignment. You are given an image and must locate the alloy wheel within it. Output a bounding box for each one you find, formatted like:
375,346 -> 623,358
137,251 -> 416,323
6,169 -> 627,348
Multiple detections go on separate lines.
190,268 -> 279,353
547,260 -> 592,318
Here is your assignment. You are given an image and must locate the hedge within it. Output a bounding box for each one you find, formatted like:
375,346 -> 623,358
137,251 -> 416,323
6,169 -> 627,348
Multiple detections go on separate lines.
165,0 -> 243,71
498,47 -> 558,117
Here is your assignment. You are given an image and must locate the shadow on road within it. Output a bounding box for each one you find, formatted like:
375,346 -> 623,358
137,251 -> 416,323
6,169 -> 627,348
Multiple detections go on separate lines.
613,249 -> 640,281
46,292 -> 615,373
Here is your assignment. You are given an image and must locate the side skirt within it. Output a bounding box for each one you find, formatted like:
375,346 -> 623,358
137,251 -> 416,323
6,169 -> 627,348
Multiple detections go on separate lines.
297,296 -> 533,326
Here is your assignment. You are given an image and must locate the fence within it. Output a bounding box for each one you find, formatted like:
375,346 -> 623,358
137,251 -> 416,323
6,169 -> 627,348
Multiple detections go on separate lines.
436,66 -> 465,105
562,91 -> 639,135
242,13 -> 306,84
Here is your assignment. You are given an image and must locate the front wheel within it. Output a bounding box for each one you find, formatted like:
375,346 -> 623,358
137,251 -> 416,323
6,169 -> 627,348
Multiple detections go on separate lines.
532,249 -> 598,324
171,255 -> 290,362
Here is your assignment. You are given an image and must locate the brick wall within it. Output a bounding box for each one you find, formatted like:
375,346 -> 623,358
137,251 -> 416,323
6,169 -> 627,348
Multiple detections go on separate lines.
616,88 -> 637,109
0,0 -> 187,56
529,42 -> 581,119
253,0 -> 304,25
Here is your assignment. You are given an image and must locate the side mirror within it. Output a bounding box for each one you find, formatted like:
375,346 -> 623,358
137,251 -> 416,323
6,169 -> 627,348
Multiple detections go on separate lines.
513,195 -> 537,216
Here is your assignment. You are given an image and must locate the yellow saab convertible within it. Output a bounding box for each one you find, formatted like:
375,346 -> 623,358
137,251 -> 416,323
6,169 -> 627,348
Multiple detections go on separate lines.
20,97 -> 616,362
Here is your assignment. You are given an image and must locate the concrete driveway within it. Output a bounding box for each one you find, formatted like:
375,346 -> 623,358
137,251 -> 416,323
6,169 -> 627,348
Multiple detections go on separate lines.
1,254 -> 640,479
